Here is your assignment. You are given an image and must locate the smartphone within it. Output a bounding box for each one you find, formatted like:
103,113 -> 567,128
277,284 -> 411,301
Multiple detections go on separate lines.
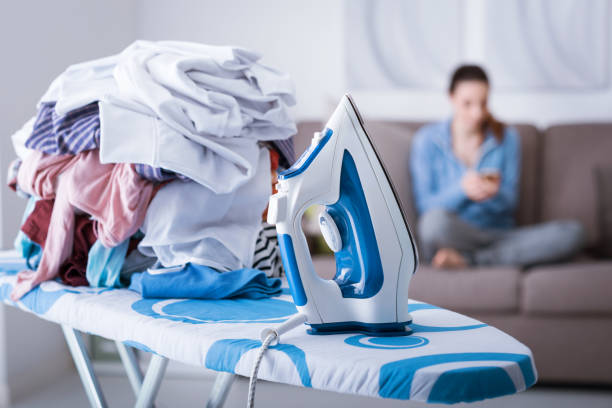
480,170 -> 501,183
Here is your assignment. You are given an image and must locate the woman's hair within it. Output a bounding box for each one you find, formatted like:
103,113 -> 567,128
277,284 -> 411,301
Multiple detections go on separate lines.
449,64 -> 504,141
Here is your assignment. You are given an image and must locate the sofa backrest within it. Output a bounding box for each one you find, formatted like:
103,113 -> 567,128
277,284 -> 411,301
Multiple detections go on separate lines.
539,123 -> 612,247
293,120 -> 542,231
512,124 -> 542,226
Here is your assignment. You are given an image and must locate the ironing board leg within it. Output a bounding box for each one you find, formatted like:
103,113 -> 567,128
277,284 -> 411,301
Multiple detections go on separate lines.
206,372 -> 236,408
61,325 -> 108,408
115,341 -> 144,396
134,354 -> 169,408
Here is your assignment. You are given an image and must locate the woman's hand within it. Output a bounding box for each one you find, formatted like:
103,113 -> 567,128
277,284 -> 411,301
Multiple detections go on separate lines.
461,170 -> 501,202
480,171 -> 501,200
461,171 -> 488,201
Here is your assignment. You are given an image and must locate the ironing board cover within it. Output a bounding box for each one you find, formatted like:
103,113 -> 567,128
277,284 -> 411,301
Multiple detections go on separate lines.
0,250 -> 537,404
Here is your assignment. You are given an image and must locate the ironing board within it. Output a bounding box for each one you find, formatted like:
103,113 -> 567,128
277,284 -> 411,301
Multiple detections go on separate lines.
0,250 -> 537,407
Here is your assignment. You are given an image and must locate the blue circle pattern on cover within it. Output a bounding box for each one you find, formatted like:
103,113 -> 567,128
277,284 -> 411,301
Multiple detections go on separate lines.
131,297 -> 298,324
345,334 -> 429,349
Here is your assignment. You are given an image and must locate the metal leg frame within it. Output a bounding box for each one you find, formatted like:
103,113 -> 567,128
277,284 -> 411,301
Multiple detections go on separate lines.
206,372 -> 236,408
62,325 -> 237,408
115,341 -> 144,396
62,324 -> 108,408
134,354 -> 169,408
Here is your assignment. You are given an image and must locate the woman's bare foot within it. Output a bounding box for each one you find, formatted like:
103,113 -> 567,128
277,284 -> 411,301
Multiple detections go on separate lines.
432,248 -> 468,269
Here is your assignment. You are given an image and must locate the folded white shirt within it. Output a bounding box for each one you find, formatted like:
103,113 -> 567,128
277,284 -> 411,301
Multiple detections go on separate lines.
138,146 -> 271,270
99,100 -> 260,193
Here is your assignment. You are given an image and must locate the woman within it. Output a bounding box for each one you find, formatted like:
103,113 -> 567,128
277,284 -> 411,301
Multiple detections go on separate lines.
411,64 -> 585,268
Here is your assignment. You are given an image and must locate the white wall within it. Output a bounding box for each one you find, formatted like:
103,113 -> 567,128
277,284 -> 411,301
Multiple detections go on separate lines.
0,1 -> 138,250
136,0 -> 347,120
0,1 -> 137,404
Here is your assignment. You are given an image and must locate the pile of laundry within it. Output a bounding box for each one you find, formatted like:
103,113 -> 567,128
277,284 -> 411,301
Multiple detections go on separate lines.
6,41 -> 296,302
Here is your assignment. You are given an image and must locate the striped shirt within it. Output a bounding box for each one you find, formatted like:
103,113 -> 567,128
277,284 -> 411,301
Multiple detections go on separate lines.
27,102 -> 100,155
133,164 -> 187,182
272,138 -> 294,168
251,222 -> 283,277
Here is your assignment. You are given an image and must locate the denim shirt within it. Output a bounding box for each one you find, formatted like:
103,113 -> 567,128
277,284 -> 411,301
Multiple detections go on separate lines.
410,119 -> 521,229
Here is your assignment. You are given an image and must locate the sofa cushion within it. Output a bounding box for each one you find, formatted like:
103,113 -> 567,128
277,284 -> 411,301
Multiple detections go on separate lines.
522,261 -> 612,315
512,124 -> 541,226
540,123 -> 612,247
312,256 -> 520,312
406,265 -> 521,312
312,255 -> 336,279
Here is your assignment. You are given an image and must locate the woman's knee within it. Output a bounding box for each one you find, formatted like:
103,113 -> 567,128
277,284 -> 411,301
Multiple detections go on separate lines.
560,220 -> 586,253
546,219 -> 586,256
417,209 -> 455,243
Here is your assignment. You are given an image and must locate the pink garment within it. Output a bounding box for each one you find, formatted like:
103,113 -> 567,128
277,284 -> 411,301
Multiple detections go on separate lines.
16,151 -> 74,199
11,149 -> 154,300
67,150 -> 155,248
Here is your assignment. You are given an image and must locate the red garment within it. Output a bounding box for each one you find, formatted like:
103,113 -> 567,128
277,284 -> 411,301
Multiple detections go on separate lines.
20,199 -> 96,287
7,158 -> 22,193
8,177 -> 17,192
58,215 -> 96,286
270,148 -> 280,176
20,199 -> 54,245
17,161 -> 163,292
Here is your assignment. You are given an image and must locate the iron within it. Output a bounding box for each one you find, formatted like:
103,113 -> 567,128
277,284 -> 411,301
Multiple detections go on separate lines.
267,94 -> 418,336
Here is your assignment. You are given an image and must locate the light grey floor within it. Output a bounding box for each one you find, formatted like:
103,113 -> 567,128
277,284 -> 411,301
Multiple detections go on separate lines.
10,365 -> 612,408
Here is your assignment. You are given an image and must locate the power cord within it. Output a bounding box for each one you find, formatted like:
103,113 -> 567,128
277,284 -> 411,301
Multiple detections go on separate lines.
247,331 -> 276,408
247,314 -> 307,408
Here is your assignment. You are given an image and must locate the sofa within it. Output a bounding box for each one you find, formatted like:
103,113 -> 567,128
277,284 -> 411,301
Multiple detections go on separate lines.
293,119 -> 612,385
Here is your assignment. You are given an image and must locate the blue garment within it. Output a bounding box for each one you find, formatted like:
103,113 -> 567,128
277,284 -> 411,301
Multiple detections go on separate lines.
129,263 -> 282,300
15,232 -> 42,271
86,239 -> 130,288
410,119 -> 520,229
14,197 -> 42,270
